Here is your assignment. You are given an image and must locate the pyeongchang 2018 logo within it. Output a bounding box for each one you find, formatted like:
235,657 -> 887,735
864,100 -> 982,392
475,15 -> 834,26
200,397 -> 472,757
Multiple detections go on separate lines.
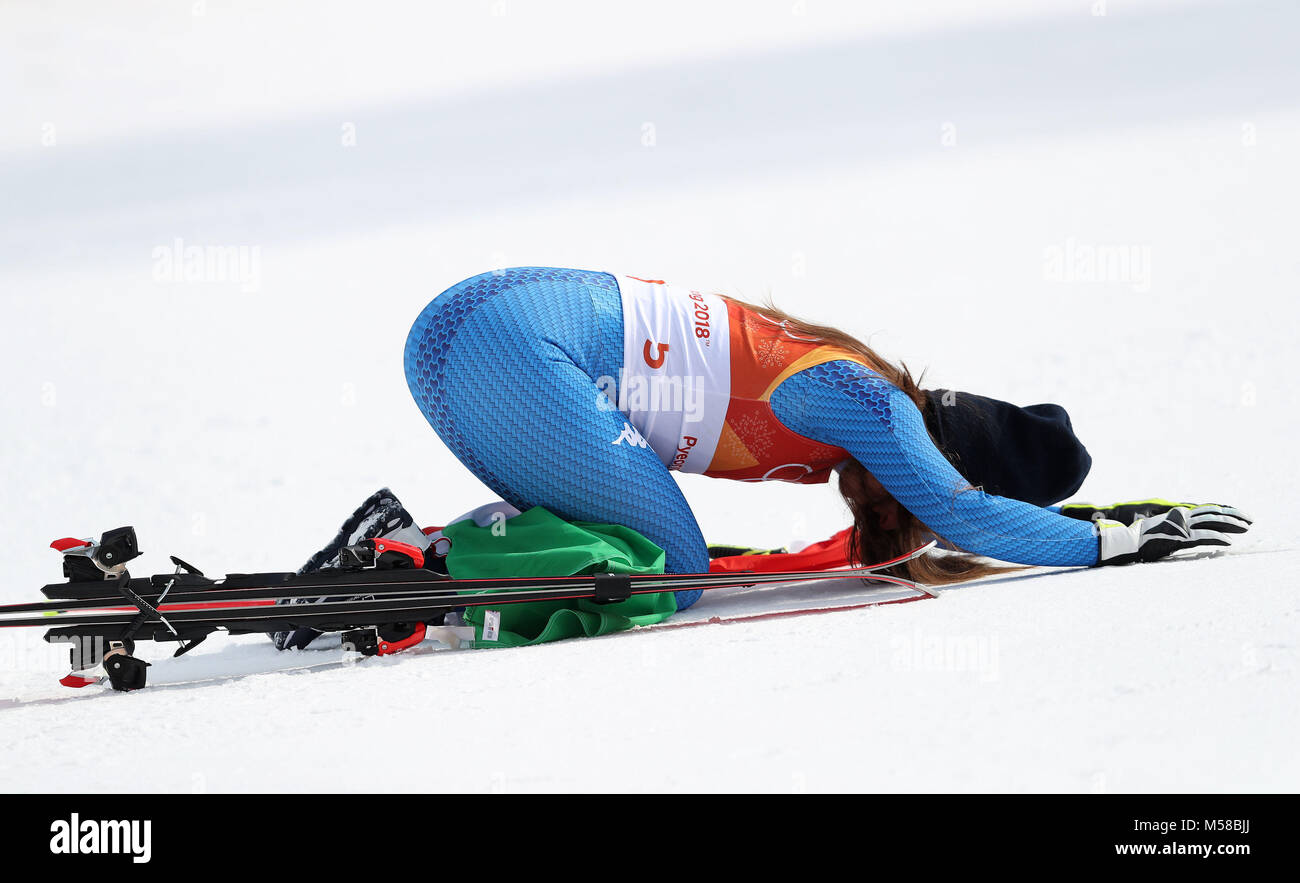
49,813 -> 151,863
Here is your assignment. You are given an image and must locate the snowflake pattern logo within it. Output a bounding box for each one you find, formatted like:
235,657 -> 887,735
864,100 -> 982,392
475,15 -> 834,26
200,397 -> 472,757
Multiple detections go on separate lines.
755,337 -> 789,369
803,440 -> 841,464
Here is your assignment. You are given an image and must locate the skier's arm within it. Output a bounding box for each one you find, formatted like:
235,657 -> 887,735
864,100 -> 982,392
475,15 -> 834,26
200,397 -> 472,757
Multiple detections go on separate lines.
770,362 -> 1101,566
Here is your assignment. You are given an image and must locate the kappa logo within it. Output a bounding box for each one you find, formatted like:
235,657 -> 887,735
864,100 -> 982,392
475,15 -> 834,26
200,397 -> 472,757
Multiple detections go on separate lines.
50,813 -> 152,863
642,339 -> 670,369
612,422 -> 649,448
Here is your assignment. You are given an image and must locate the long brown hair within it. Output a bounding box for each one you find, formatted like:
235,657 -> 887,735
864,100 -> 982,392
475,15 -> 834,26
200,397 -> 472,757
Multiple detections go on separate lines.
735,297 -> 1021,586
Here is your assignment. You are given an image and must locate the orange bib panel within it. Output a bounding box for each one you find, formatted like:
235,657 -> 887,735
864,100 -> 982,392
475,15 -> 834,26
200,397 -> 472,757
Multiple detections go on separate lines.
702,299 -> 864,484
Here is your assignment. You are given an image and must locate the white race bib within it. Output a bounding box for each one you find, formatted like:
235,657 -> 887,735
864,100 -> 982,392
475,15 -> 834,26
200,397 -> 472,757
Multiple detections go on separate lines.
613,276 -> 731,473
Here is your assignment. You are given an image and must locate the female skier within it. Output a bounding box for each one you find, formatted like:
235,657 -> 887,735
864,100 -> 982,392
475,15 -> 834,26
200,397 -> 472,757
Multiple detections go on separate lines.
401,267 -> 1251,610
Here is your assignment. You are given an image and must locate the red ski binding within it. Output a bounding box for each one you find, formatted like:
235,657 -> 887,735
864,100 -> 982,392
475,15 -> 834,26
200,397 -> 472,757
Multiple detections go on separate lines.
338,538 -> 425,570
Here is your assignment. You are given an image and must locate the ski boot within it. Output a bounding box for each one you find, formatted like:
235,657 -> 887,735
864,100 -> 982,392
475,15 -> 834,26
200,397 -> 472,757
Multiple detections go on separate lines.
270,488 -> 444,651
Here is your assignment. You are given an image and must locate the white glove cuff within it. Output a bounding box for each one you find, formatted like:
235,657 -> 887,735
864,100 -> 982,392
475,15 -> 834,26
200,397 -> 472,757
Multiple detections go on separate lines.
1096,518 -> 1139,562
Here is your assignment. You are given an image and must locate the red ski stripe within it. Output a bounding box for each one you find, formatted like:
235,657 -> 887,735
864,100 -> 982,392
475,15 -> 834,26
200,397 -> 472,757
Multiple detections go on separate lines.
157,600 -> 276,612
41,599 -> 278,616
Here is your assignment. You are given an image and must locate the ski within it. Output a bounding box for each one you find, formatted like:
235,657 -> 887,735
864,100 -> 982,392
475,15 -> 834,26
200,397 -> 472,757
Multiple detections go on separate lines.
9,525 -> 934,692
1,534 -> 932,625
0,577 -> 933,710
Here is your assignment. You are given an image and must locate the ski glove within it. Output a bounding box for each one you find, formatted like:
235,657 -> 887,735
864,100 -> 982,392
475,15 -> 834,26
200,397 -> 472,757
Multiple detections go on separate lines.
1095,504 -> 1253,566
1062,498 -> 1248,526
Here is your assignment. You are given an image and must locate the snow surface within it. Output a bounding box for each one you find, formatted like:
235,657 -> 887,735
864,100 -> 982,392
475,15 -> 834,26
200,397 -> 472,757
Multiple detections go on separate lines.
1,0 -> 1297,792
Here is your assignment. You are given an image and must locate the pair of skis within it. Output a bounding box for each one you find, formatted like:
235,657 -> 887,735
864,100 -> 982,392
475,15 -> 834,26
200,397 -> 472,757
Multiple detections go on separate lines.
1,526 -> 934,692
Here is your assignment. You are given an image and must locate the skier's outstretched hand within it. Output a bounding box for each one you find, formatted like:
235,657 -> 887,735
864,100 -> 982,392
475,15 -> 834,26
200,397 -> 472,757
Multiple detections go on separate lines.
1062,498 -> 1250,526
1095,504 -> 1253,566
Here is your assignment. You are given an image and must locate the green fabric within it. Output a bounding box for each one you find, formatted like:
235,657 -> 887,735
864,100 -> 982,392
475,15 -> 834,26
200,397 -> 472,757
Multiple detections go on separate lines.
442,506 -> 675,647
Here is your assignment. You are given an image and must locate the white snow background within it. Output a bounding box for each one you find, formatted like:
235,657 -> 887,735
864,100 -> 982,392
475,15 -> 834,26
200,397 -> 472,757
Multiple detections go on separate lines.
0,0 -> 1296,792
